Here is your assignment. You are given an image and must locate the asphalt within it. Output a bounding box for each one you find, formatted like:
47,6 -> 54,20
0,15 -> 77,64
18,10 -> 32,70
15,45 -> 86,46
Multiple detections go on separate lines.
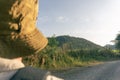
53,60 -> 120,80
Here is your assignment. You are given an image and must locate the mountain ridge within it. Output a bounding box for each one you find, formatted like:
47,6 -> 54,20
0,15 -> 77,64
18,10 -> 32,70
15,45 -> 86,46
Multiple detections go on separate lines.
48,35 -> 103,50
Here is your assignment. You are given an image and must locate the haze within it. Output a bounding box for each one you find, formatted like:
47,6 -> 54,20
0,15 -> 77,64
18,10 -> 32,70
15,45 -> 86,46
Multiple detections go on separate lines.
37,0 -> 120,46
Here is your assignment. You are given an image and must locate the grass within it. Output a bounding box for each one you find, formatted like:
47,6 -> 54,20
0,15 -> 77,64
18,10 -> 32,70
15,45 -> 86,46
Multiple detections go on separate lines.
23,48 -> 120,70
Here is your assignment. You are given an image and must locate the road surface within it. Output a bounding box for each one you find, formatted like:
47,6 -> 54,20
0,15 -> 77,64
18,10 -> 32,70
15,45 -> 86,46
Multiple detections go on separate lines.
53,60 -> 120,80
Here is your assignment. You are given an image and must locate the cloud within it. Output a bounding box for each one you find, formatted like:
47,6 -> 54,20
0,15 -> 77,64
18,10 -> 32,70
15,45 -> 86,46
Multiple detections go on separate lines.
56,16 -> 69,23
37,16 -> 49,24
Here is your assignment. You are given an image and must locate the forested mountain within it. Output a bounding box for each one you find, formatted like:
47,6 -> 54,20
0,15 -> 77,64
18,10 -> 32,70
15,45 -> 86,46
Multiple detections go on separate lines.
49,35 -> 103,50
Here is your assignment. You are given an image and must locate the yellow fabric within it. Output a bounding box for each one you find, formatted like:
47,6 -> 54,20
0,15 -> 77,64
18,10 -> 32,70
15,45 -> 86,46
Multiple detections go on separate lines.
0,0 -> 48,58
0,0 -> 38,35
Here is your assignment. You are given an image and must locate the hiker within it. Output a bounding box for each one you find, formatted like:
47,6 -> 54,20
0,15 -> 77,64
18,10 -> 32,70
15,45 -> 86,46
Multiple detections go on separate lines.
0,0 -> 63,80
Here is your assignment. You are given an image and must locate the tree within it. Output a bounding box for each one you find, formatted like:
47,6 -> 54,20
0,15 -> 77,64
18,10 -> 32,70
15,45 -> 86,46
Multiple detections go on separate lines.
48,34 -> 59,48
115,33 -> 120,52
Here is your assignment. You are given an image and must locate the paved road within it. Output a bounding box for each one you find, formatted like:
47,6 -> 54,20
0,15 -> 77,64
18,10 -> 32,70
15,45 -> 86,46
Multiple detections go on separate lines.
53,60 -> 120,80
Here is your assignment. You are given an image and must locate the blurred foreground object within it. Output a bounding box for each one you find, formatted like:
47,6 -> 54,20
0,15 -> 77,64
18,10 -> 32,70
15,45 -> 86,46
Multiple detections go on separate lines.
0,0 -> 48,58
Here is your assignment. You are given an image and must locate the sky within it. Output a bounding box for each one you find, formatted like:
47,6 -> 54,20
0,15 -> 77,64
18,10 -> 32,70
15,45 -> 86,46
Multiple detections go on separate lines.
37,0 -> 120,46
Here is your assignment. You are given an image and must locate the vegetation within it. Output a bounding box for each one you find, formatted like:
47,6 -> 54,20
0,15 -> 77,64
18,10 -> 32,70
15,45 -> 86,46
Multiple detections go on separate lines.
115,33 -> 120,52
23,35 -> 120,70
56,35 -> 102,50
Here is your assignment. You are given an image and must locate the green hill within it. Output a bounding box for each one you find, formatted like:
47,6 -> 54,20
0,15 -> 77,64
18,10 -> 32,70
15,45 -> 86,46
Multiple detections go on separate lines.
49,35 -> 103,50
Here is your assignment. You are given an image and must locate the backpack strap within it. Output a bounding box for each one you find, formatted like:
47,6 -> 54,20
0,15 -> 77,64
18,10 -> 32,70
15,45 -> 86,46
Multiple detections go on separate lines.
10,67 -> 51,80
